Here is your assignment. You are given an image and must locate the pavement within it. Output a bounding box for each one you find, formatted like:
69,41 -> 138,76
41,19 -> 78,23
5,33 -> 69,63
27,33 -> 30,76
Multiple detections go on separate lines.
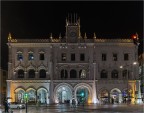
0,103 -> 144,113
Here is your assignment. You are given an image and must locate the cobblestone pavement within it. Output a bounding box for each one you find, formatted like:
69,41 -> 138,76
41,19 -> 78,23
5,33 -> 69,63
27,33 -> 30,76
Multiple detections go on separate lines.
0,104 -> 144,113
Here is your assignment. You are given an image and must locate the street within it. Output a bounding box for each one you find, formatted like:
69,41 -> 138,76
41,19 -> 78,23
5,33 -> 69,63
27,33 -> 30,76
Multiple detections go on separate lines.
0,104 -> 144,113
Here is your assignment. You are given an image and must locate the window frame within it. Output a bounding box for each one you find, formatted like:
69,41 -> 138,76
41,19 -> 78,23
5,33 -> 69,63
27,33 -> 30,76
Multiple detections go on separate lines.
71,53 -> 75,61
102,53 -> 107,61
28,51 -> 34,60
61,53 -> 67,61
80,53 -> 85,61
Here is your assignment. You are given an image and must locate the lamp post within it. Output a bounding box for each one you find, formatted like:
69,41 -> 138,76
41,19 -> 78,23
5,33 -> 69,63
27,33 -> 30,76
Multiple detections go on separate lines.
24,93 -> 28,113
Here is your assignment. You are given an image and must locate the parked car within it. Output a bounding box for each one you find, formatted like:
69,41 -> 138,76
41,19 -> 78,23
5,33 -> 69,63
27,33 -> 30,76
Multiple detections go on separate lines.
9,102 -> 25,109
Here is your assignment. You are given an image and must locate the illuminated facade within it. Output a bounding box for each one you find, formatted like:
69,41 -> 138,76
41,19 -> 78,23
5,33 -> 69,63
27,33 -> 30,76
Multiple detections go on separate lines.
7,16 -> 141,104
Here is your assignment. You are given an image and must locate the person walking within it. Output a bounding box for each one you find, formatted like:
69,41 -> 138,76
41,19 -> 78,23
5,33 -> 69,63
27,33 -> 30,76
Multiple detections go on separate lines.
4,99 -> 9,113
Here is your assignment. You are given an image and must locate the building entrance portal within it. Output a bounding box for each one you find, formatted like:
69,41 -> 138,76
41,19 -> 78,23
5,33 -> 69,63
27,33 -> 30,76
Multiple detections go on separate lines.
98,89 -> 109,104
76,87 -> 89,104
37,88 -> 48,104
55,86 -> 72,104
110,88 -> 122,104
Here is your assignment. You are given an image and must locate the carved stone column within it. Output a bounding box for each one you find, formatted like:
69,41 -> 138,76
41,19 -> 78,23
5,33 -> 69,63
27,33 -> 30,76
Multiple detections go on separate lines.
35,71 -> 39,79
7,80 -> 12,102
24,71 -> 27,79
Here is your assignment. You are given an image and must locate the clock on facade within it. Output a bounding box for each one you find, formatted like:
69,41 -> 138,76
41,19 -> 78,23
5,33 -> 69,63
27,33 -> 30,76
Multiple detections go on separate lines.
70,32 -> 76,37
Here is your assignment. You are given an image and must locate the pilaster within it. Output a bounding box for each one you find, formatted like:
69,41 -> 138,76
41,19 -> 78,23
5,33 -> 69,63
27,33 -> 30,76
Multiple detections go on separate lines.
7,80 -> 12,102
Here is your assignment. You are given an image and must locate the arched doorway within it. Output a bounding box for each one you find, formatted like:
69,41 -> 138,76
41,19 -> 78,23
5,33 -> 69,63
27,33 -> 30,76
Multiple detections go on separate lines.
98,89 -> 109,104
26,88 -> 36,104
55,85 -> 72,104
76,87 -> 89,104
122,88 -> 133,103
110,88 -> 122,104
15,88 -> 25,103
37,88 -> 48,104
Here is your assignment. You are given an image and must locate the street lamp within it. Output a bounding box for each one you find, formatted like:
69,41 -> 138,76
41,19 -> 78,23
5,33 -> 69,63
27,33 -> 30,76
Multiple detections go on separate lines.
24,93 -> 28,113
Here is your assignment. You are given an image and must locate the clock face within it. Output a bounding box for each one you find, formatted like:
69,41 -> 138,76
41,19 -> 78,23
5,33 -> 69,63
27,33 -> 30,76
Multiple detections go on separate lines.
70,32 -> 76,37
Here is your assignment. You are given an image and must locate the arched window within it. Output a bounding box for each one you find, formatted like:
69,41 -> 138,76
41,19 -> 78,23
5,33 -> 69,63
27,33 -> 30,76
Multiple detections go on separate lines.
28,69 -> 35,78
100,70 -> 108,78
39,69 -> 46,78
79,70 -> 86,78
122,70 -> 130,79
18,69 -> 24,78
122,70 -> 127,79
61,69 -> 68,78
111,70 -> 118,79
70,69 -> 77,78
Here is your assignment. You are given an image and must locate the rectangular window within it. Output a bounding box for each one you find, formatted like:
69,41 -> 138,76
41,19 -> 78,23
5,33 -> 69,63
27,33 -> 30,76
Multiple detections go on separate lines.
102,53 -> 106,61
80,53 -> 85,61
71,53 -> 75,61
28,53 -> 34,60
61,53 -> 66,61
124,53 -> 129,61
113,54 -> 117,61
17,53 -> 23,61
40,53 -> 44,60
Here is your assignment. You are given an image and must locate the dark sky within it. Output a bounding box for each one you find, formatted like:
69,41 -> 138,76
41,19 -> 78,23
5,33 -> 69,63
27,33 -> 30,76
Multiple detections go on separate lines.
1,1 -> 143,70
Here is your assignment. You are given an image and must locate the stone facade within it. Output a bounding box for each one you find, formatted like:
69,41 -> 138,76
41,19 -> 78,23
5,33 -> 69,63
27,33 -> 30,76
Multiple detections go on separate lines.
7,16 -> 140,104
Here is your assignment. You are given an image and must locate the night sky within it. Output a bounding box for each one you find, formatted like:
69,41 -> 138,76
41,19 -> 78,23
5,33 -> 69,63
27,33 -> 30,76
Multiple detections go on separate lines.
1,1 -> 143,70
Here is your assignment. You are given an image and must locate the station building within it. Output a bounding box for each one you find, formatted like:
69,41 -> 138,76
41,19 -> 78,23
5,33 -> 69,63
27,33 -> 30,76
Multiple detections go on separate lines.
7,16 -> 141,104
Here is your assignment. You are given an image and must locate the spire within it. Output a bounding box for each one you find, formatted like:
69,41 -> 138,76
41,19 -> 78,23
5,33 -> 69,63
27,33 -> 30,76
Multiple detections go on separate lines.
93,32 -> 96,39
66,13 -> 79,25
8,32 -> 12,42
59,33 -> 62,39
78,17 -> 80,26
84,33 -> 87,39
8,32 -> 17,42
66,18 -> 68,25
136,32 -> 139,39
50,33 -> 53,40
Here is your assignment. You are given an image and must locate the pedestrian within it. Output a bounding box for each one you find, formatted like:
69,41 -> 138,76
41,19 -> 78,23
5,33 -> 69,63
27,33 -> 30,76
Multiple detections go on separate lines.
4,99 -> 9,113
71,99 -> 76,108
111,98 -> 114,104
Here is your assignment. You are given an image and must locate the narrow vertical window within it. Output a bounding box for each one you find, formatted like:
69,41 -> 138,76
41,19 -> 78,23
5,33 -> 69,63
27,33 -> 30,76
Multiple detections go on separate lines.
113,54 -> 117,61
124,53 -> 129,61
71,53 -> 75,61
40,53 -> 44,60
28,53 -> 34,60
61,53 -> 66,61
80,53 -> 85,61
17,53 -> 23,61
102,53 -> 106,61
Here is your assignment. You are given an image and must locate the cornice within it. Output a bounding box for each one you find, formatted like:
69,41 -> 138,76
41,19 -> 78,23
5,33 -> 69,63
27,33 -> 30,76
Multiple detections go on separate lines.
10,80 -> 51,83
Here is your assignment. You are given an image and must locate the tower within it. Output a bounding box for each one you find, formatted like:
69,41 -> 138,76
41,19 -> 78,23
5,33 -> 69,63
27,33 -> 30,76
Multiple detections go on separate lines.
65,14 -> 81,43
